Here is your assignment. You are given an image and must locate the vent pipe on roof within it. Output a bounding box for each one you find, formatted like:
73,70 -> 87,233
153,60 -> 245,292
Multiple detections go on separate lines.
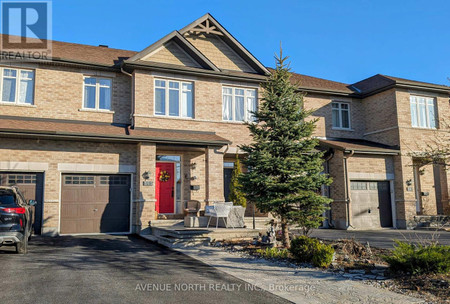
98,44 -> 109,48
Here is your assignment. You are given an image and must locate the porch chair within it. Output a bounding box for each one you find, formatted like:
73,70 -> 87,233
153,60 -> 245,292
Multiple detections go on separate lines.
206,202 -> 235,229
184,200 -> 201,217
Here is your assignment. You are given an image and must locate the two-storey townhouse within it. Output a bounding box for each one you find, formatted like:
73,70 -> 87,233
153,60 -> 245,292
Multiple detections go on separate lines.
0,13 -> 448,236
0,14 -> 268,235
300,74 -> 450,229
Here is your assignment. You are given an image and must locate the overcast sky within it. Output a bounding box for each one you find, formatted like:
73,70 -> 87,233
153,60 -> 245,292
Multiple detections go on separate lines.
50,0 -> 450,85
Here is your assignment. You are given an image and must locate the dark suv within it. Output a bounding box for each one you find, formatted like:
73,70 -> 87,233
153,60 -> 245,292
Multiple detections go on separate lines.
0,186 -> 36,254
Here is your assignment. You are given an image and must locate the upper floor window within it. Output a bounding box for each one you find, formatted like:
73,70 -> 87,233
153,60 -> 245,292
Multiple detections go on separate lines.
155,79 -> 193,118
83,77 -> 112,110
410,96 -> 436,129
222,87 -> 257,122
332,102 -> 351,129
0,68 -> 35,105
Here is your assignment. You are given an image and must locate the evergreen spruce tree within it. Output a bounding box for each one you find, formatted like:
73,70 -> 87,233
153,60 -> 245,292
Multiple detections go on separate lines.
239,50 -> 332,248
229,154 -> 247,207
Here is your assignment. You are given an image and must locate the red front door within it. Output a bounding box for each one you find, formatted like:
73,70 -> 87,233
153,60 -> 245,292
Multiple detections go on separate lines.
155,162 -> 175,213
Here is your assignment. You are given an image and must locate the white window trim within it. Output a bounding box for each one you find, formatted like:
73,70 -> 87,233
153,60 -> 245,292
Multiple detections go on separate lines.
222,86 -> 258,122
82,76 -> 113,111
410,95 -> 437,129
154,78 -> 194,118
331,101 -> 352,130
0,67 -> 35,105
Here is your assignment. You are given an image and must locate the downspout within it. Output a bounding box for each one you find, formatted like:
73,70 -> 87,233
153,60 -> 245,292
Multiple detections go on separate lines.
343,150 -> 355,228
323,149 -> 335,228
120,66 -> 134,127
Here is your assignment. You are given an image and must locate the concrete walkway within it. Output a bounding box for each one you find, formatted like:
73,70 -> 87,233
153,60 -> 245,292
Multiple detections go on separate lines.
175,246 -> 423,304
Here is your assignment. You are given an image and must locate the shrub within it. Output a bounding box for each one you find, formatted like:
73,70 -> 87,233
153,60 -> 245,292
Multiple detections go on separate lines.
290,236 -> 334,268
229,155 -> 247,207
383,240 -> 450,275
256,247 -> 290,259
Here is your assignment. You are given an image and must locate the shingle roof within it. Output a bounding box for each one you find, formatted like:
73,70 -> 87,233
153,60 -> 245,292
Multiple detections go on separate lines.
1,34 -> 448,95
351,74 -> 450,95
0,116 -> 230,146
319,138 -> 399,154
266,68 -> 354,94
0,34 -> 137,67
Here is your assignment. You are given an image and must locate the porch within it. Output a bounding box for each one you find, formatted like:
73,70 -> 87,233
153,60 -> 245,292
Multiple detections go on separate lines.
142,219 -> 265,248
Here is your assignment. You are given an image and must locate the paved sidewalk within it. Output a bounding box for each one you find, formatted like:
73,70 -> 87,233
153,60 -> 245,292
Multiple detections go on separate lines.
176,246 -> 423,304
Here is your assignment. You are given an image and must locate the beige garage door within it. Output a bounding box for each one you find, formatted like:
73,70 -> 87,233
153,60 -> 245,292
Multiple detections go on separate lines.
350,181 -> 392,229
60,174 -> 130,234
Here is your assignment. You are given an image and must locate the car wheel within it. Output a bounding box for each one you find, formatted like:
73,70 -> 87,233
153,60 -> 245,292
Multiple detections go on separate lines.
15,236 -> 28,254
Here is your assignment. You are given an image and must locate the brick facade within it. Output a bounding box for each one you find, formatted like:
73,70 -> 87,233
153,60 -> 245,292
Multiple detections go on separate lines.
0,14 -> 448,235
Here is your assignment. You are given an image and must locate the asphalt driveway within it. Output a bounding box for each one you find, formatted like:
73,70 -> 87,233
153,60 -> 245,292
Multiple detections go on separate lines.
308,228 -> 450,249
0,235 -> 288,304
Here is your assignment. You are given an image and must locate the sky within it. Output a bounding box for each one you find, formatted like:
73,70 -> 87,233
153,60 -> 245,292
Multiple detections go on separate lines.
48,0 -> 450,85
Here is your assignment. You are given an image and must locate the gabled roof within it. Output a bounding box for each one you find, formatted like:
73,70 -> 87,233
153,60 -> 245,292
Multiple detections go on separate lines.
126,31 -> 219,71
179,13 -> 270,75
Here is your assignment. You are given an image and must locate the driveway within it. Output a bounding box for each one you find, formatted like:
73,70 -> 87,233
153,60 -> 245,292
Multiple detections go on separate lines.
0,235 -> 288,304
308,228 -> 450,249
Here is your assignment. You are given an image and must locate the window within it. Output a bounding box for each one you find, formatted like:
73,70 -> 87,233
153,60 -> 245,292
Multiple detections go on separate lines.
8,174 -> 36,184
332,102 -> 351,129
223,162 -> 235,169
155,79 -> 193,118
410,96 -> 436,129
64,175 -> 94,185
0,68 -> 35,105
99,176 -> 128,185
83,77 -> 112,110
350,181 -> 367,190
222,87 -> 257,122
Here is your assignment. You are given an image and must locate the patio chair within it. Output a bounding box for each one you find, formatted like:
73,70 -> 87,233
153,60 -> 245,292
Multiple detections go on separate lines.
206,202 -> 234,229
184,200 -> 201,217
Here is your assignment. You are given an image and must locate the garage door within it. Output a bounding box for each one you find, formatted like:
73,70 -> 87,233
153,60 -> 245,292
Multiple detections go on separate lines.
350,181 -> 392,229
60,174 -> 131,234
0,172 -> 44,234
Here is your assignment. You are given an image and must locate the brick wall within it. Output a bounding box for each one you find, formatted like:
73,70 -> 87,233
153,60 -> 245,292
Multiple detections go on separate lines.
362,89 -> 400,146
0,64 -> 131,124
306,94 -> 365,139
0,138 -> 136,235
133,70 -> 256,147
135,143 -> 156,234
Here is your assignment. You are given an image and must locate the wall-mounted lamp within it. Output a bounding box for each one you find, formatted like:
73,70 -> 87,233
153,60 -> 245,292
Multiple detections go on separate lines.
406,179 -> 412,186
142,171 -> 150,180
190,162 -> 197,170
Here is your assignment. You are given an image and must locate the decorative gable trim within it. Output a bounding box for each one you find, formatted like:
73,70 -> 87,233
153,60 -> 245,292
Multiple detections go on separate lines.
179,13 -> 270,75
126,31 -> 219,71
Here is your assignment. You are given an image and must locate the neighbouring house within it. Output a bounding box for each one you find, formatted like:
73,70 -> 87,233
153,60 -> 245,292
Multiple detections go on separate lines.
0,14 -> 448,235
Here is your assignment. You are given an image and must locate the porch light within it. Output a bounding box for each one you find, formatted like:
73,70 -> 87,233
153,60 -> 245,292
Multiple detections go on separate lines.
142,171 -> 150,180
